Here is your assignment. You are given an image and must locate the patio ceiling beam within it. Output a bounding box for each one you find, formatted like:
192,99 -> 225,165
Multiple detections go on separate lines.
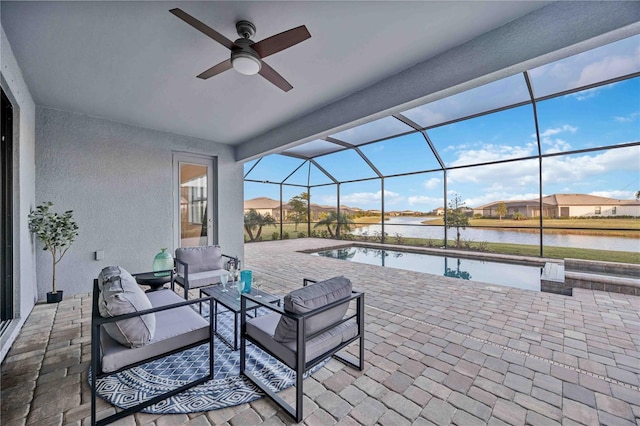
309,159 -> 338,184
393,114 -> 446,170
325,137 -> 384,179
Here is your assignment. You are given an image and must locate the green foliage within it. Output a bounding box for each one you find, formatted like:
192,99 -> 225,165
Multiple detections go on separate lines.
313,211 -> 355,237
271,231 -> 280,241
496,202 -> 507,220
513,212 -> 526,220
286,192 -> 309,231
244,209 -> 276,242
446,194 -> 469,248
393,233 -> 404,244
28,202 -> 79,293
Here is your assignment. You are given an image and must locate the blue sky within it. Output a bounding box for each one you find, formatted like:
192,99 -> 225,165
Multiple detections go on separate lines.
245,35 -> 640,212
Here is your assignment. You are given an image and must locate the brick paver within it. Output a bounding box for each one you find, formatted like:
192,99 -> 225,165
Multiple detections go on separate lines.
1,239 -> 638,425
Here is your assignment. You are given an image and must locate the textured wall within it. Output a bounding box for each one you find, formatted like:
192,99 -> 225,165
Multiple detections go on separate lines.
0,23 -> 37,361
35,107 -> 243,300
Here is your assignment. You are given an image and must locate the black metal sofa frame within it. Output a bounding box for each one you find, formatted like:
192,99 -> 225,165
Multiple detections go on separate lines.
90,277 -> 214,426
239,278 -> 365,422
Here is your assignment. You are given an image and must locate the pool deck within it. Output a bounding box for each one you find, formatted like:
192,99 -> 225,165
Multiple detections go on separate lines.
1,238 -> 639,425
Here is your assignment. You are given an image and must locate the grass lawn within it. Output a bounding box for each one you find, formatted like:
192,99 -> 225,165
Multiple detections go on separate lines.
422,217 -> 640,237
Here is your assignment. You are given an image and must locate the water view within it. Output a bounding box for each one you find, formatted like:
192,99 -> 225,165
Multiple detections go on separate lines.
351,217 -> 639,252
312,246 -> 543,291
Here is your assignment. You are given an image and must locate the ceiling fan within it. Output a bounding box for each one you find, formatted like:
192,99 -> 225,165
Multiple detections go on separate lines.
170,8 -> 311,92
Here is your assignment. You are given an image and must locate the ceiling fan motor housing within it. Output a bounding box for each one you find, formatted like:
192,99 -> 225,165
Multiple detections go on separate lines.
231,38 -> 262,74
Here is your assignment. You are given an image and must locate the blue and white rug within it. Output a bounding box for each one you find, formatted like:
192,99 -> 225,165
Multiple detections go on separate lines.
92,307 -> 324,414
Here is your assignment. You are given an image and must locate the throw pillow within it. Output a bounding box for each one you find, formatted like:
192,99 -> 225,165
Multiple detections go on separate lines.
274,276 -> 352,342
98,266 -> 156,348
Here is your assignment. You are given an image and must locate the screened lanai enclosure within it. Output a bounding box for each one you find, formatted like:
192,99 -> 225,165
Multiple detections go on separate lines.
244,35 -> 640,264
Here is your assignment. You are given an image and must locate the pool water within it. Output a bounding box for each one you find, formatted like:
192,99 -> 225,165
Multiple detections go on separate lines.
312,246 -> 543,292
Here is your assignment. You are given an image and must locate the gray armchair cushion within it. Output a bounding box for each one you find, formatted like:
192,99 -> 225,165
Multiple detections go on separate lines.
97,266 -> 156,348
174,270 -> 227,288
175,245 -> 223,274
274,276 -> 352,343
100,289 -> 209,373
248,312 -> 358,368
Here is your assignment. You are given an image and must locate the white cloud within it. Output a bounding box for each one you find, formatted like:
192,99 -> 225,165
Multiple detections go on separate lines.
542,146 -> 640,184
449,144 -> 537,168
538,125 -> 577,138
566,86 -> 603,101
589,190 -> 636,200
541,137 -> 571,153
412,107 -> 446,127
407,195 -> 443,208
534,125 -> 577,153
613,112 -> 639,123
340,190 -> 402,206
422,178 -> 441,189
574,55 -> 637,88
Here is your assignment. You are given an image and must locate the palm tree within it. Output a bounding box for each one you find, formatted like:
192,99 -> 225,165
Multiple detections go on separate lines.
313,211 -> 354,238
244,209 -> 276,242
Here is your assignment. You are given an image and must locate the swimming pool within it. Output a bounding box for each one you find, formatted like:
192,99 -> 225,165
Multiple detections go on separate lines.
312,246 -> 543,292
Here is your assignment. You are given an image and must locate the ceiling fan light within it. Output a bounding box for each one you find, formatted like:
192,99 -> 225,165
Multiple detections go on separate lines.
232,52 -> 261,75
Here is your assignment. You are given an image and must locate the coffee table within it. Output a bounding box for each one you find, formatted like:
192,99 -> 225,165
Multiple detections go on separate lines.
200,285 -> 280,350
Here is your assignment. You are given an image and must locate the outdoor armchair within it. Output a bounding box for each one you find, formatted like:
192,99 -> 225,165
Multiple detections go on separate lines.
240,276 -> 364,422
173,245 -> 238,299
90,267 -> 214,426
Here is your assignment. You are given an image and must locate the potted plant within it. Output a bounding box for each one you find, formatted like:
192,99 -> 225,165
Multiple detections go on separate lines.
28,201 -> 79,303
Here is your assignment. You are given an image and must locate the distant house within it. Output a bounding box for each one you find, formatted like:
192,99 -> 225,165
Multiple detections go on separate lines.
434,207 -> 445,216
473,194 -> 640,218
244,197 -> 360,221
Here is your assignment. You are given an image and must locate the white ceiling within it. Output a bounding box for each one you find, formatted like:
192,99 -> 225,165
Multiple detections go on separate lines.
1,1 -> 638,160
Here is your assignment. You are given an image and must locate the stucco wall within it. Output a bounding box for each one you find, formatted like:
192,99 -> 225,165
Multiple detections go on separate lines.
35,107 -> 243,300
0,24 -> 37,361
568,205 -> 640,217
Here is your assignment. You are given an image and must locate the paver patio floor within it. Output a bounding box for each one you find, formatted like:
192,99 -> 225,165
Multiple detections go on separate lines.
2,238 -> 639,425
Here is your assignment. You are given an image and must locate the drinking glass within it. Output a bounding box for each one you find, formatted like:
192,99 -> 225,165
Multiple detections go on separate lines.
253,278 -> 262,297
235,280 -> 244,300
220,273 -> 229,292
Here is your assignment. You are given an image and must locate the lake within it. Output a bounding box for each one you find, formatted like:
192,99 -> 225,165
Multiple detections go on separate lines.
351,217 -> 639,252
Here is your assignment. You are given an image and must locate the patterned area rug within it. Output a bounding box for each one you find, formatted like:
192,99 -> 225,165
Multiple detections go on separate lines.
92,306 -> 323,414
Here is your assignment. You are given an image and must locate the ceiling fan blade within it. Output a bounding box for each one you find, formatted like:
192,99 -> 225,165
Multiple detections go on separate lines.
170,8 -> 236,50
197,59 -> 233,79
252,25 -> 311,58
258,61 -> 293,92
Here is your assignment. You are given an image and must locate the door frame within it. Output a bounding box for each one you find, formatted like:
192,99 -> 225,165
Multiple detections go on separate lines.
172,153 -> 218,249
1,88 -> 14,324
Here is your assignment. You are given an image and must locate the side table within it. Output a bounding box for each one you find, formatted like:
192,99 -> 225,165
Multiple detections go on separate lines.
134,271 -> 173,292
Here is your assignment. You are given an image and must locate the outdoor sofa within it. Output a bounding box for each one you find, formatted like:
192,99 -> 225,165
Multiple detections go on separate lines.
90,266 -> 214,426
